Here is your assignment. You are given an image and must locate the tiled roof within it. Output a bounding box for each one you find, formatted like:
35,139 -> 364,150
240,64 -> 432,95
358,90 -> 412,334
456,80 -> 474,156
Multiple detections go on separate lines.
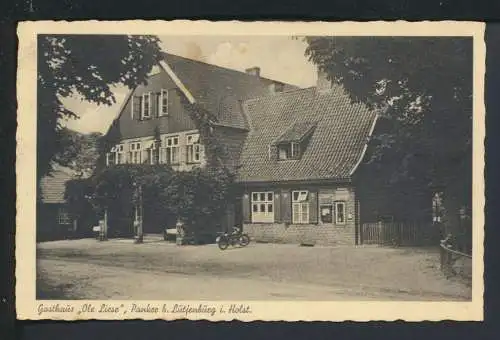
39,165 -> 75,204
237,85 -> 377,183
164,53 -> 298,130
274,121 -> 317,144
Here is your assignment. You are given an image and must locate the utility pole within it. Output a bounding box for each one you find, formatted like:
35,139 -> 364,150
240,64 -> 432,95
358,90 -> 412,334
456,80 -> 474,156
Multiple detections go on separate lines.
134,183 -> 144,244
99,207 -> 108,241
104,208 -> 108,240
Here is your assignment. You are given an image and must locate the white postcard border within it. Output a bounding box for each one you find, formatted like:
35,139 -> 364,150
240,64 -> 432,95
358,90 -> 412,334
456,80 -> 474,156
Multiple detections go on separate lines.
16,20 -> 485,321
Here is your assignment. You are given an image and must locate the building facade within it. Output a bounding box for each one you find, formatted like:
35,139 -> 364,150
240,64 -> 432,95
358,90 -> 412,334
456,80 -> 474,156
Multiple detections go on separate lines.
104,53 -> 380,245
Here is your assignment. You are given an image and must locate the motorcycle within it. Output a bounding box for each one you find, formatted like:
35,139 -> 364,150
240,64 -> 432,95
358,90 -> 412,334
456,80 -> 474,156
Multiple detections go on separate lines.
216,227 -> 250,250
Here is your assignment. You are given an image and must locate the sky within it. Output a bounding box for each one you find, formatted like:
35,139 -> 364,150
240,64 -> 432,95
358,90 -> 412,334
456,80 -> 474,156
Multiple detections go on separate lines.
63,36 -> 318,134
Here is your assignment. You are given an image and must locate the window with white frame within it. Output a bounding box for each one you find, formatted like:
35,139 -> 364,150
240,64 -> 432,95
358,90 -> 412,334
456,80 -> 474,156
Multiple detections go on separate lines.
141,92 -> 151,119
251,192 -> 274,223
278,142 -> 301,160
292,190 -> 309,224
335,201 -> 346,224
115,144 -> 125,164
58,207 -> 71,225
128,142 -> 142,164
291,142 -> 300,158
160,89 -> 169,116
106,150 -> 115,166
186,133 -> 201,163
144,140 -> 159,165
161,136 -> 179,164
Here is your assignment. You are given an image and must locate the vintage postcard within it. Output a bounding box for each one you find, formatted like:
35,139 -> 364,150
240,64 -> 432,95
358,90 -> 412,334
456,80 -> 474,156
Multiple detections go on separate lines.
16,20 -> 485,321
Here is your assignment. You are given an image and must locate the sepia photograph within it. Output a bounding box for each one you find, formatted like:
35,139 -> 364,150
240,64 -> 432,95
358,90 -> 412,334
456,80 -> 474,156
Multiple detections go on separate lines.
16,21 -> 485,321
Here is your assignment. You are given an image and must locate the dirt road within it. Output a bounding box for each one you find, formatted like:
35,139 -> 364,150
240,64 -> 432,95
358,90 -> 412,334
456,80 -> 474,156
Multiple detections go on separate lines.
37,238 -> 471,300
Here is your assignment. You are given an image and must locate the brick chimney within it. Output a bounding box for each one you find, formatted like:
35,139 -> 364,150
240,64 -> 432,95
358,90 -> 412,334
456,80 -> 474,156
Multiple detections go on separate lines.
317,69 -> 333,93
245,67 -> 261,77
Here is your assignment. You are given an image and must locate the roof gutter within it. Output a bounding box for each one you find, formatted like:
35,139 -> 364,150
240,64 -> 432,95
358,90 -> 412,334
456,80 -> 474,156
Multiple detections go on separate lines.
235,177 -> 352,187
349,114 -> 379,177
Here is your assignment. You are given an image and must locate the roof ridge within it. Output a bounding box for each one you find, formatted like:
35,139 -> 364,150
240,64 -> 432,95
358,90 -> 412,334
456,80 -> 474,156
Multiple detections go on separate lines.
244,86 -> 316,104
163,52 -> 298,88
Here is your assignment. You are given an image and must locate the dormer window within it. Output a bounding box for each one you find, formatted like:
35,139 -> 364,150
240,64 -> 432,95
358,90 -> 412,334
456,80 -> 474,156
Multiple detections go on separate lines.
273,121 -> 317,161
278,142 -> 301,160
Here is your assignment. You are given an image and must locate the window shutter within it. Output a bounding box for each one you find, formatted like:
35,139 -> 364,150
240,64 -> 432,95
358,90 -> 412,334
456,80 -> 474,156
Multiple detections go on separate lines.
309,189 -> 318,224
133,96 -> 141,120
281,189 -> 292,223
168,89 -> 175,113
274,191 -> 282,223
199,144 -> 205,163
242,193 -> 251,223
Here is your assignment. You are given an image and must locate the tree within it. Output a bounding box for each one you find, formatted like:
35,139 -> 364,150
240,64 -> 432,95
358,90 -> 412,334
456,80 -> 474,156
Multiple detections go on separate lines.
37,34 -> 163,183
304,37 -> 472,221
54,128 -> 102,176
70,165 -> 234,240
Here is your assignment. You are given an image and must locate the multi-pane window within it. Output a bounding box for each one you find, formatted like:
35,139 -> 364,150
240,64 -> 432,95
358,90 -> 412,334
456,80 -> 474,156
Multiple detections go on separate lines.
160,89 -> 169,116
278,142 -> 300,160
335,201 -> 346,224
141,92 -> 151,119
186,133 -> 201,163
251,191 -> 274,223
106,150 -> 115,166
114,144 -> 125,164
292,190 -> 309,224
129,142 -> 142,164
58,207 -> 71,225
278,144 -> 290,160
161,136 -> 179,164
144,141 -> 159,165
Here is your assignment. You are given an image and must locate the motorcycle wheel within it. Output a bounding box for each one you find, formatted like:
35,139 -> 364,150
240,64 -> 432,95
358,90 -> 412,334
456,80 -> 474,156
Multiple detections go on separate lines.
239,234 -> 250,247
218,236 -> 229,250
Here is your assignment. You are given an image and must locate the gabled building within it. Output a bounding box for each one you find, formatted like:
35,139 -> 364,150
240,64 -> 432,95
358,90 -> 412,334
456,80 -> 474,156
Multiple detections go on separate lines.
37,164 -> 77,241
38,164 -> 98,241
237,76 -> 378,245
104,52 -> 385,245
105,53 -> 296,171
